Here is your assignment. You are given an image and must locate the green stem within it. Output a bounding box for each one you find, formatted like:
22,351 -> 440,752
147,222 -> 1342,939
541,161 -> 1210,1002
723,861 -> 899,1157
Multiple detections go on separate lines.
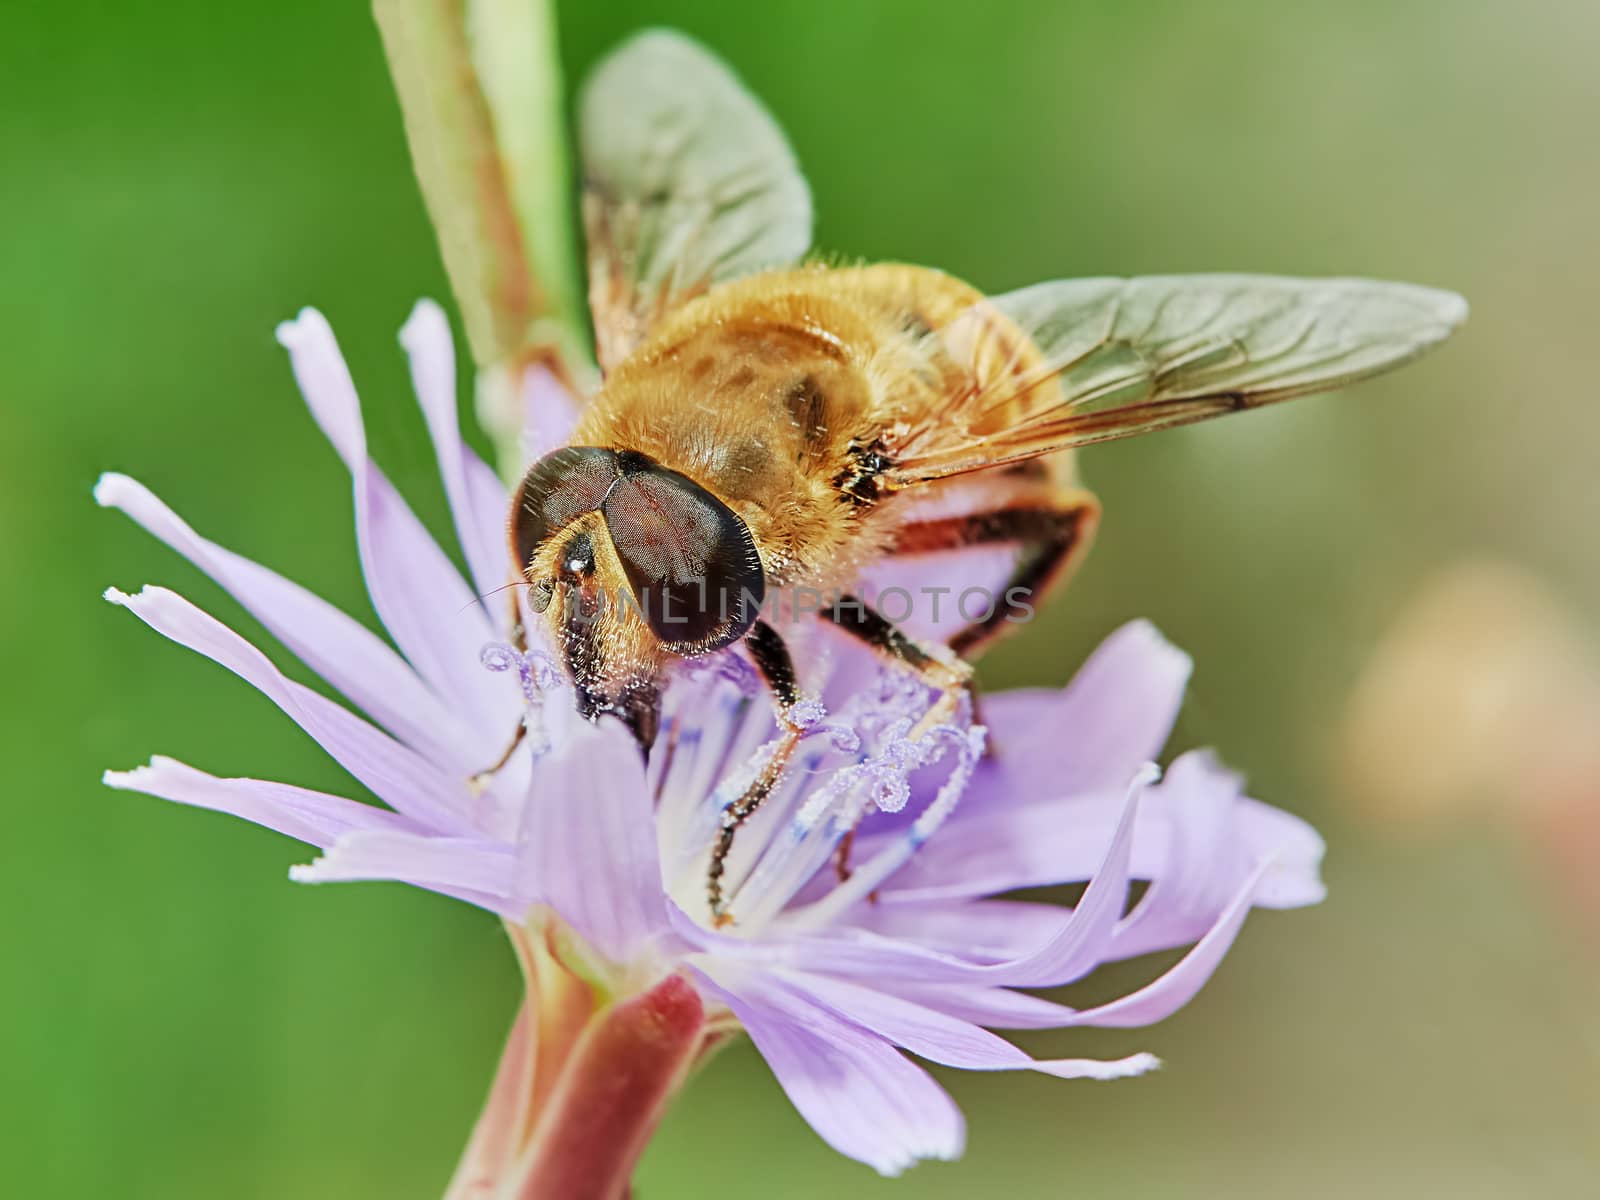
373,0 -> 590,476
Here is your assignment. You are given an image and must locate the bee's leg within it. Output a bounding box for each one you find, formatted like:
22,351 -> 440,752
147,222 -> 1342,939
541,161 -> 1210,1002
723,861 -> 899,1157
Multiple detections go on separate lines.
819,596 -> 975,733
819,596 -> 975,882
707,620 -> 805,925
886,491 -> 1099,658
470,593 -> 532,790
833,828 -> 856,882
471,723 -> 527,790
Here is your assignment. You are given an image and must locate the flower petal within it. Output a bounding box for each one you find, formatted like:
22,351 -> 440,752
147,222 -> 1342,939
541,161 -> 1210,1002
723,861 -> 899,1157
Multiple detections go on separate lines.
276,308 -> 515,751
871,982 -> 1079,1031
521,364 -> 581,465
763,968 -> 1160,1080
870,787 -> 1129,902
1107,752 -> 1325,962
724,856 -> 1278,1036
95,472 -> 475,770
291,828 -> 518,914
848,897 -> 1075,962
1063,858 -> 1274,1029
681,766 -> 1146,988
103,755 -> 417,846
1236,796 -> 1326,909
970,763 -> 1150,987
515,718 -> 669,961
778,764 -> 1149,987
399,300 -> 512,603
879,749 -> 1322,917
974,618 -> 1191,795
695,967 -> 965,1176
106,586 -> 475,834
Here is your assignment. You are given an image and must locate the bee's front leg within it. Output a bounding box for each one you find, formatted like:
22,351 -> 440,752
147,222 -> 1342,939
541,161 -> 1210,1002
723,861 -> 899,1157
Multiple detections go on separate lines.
470,592 -> 533,792
707,596 -> 979,920
707,620 -> 805,925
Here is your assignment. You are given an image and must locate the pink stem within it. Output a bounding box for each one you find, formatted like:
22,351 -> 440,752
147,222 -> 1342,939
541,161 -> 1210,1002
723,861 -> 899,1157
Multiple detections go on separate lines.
443,1007 -> 536,1200
442,922 -> 598,1200
512,974 -> 706,1200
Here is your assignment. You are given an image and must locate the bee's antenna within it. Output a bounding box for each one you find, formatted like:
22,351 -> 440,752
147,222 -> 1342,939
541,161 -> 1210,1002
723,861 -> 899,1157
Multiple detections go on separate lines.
458,579 -> 532,615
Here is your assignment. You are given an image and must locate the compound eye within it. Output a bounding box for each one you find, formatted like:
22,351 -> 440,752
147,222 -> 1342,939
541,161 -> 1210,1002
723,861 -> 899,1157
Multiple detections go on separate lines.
510,447 -> 620,574
601,466 -> 765,653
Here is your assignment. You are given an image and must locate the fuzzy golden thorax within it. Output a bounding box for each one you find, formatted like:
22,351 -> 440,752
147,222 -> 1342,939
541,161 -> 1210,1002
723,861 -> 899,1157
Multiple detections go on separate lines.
512,264 -> 1096,742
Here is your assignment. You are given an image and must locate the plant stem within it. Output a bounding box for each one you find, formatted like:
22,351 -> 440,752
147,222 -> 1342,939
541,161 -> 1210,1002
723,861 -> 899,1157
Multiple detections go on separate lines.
444,923 -> 708,1200
512,974 -> 706,1200
373,0 -> 590,476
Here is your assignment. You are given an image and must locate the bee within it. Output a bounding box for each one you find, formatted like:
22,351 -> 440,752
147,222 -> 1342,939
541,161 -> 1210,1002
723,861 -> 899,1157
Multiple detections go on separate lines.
505,31 -> 1466,919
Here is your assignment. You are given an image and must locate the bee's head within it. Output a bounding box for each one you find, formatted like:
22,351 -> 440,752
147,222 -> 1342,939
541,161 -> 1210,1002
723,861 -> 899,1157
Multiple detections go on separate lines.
510,447 -> 766,737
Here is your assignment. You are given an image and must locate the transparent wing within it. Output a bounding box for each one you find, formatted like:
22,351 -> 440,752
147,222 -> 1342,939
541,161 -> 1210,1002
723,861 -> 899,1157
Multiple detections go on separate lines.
579,30 -> 812,371
889,274 -> 1468,484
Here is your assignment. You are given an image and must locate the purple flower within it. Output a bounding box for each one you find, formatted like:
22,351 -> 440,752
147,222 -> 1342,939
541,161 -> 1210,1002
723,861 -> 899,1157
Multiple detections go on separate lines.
101,302 -> 1325,1179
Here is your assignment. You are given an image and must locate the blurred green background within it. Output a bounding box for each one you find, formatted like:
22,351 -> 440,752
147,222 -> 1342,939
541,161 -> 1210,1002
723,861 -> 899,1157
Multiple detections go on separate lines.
6,1 -> 1599,1196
